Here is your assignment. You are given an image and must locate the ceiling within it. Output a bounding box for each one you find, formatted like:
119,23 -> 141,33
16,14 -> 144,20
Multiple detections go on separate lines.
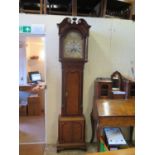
19,0 -> 135,19
46,0 -> 100,14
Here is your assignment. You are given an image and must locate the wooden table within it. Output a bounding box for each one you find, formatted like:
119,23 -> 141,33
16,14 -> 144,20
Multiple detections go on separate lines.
85,148 -> 135,155
19,84 -> 36,92
91,99 -> 135,145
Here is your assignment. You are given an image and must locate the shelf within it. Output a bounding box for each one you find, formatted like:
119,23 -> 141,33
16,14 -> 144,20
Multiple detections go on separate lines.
30,56 -> 39,60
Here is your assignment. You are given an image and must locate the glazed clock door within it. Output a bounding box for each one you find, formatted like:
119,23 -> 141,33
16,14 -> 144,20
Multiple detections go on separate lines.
62,65 -> 83,116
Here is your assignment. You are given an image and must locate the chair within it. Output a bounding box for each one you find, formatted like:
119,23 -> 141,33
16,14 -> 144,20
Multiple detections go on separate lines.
111,71 -> 128,99
19,91 -> 30,116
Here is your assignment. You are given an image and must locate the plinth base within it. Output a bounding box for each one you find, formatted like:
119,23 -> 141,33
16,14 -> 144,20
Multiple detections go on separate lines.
57,142 -> 87,152
57,115 -> 86,152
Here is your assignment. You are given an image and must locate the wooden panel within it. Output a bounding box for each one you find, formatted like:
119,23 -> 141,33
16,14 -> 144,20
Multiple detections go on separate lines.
28,95 -> 41,115
19,101 -> 28,116
72,0 -> 77,16
112,94 -> 126,99
100,0 -> 107,17
59,116 -> 84,121
66,70 -> 80,115
60,122 -> 72,143
57,142 -> 86,151
62,63 -> 83,116
58,116 -> 85,144
72,121 -> 84,142
97,99 -> 135,116
19,85 -> 34,91
99,116 -> 135,127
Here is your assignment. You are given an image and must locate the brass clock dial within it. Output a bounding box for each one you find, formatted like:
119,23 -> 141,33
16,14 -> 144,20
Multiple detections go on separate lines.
63,31 -> 83,59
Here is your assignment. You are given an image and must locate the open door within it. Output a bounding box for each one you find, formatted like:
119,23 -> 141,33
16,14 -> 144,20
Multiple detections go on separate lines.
19,34 -> 46,144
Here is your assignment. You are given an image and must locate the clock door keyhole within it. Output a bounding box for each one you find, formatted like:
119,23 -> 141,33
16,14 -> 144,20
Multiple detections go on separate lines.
65,91 -> 68,97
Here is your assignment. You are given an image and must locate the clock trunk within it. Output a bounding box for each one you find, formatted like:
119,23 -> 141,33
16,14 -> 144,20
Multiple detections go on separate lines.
62,63 -> 84,116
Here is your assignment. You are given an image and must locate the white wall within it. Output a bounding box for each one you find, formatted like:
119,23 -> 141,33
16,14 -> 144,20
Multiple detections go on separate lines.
26,37 -> 45,81
19,35 -> 27,85
19,14 -> 135,144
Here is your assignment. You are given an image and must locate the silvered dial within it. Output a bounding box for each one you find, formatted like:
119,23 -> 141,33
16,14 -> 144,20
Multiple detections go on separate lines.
63,31 -> 83,58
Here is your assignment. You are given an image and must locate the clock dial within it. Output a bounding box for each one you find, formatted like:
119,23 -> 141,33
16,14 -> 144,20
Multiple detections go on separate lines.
63,31 -> 83,59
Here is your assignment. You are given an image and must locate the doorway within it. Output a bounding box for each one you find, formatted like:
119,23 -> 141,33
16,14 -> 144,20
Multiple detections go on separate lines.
19,34 -> 46,144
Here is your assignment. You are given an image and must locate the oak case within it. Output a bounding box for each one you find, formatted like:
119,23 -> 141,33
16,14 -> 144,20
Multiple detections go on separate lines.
57,18 -> 90,151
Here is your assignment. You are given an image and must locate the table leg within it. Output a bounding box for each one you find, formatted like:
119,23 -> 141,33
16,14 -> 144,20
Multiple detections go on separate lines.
97,124 -> 104,151
130,126 -> 134,143
90,112 -> 97,143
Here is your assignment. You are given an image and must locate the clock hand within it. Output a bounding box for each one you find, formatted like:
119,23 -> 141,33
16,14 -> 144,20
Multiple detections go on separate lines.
71,47 -> 77,53
71,48 -> 74,52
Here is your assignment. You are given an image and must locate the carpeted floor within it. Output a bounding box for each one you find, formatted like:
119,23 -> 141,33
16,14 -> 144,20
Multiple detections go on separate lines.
19,115 -> 45,143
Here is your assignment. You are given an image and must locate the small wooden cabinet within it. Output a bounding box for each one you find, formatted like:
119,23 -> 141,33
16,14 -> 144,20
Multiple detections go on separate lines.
94,79 -> 112,99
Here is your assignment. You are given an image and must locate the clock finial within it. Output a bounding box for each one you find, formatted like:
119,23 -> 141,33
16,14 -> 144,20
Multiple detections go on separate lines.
72,17 -> 77,24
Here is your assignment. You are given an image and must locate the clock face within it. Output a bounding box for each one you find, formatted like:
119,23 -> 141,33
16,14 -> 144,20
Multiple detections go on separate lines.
63,31 -> 83,59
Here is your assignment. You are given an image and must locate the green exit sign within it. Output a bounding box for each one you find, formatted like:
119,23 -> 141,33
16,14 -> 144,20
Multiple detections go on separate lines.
19,25 -> 45,34
19,26 -> 31,33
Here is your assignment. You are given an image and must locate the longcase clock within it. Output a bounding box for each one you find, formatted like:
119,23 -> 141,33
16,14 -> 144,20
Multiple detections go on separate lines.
57,17 -> 91,151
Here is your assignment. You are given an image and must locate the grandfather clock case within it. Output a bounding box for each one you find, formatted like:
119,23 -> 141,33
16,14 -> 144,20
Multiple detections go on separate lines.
57,18 -> 90,151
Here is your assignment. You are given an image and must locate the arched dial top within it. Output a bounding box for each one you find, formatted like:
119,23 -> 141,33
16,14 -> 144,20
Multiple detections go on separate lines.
63,31 -> 83,59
